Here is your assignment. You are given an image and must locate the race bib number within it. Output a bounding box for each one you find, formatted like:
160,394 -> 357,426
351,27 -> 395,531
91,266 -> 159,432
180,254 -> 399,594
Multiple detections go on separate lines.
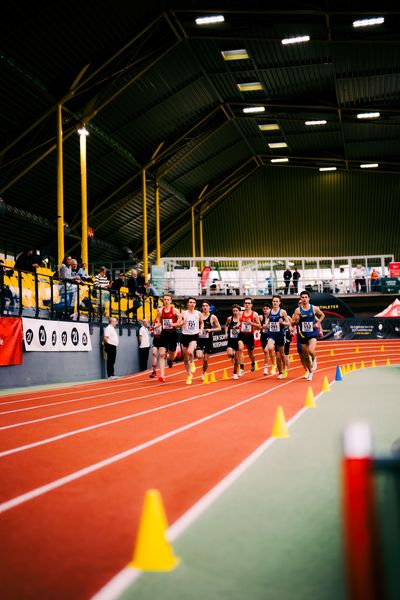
269,322 -> 280,332
230,328 -> 239,338
262,324 -> 268,333
242,321 -> 252,333
186,319 -> 196,332
162,318 -> 173,330
302,321 -> 313,333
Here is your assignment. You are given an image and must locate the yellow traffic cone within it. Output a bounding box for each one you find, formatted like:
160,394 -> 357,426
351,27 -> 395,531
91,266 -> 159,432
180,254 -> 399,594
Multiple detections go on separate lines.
355,347 -> 360,354
352,362 -> 357,371
330,349 -> 335,357
360,360 -> 365,369
271,406 -> 289,438
210,371 -> 217,383
305,386 -> 316,408
254,361 -> 259,371
386,358 -> 391,366
371,359 -> 376,368
222,369 -> 229,380
322,376 -> 330,392
346,363 -> 351,374
202,372 -> 209,384
290,354 -> 294,363
186,376 -> 192,385
380,345 -> 385,352
129,489 -> 181,571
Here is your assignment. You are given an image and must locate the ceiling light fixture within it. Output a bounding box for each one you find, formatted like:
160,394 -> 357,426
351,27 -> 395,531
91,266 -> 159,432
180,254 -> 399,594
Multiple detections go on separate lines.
259,124 -> 280,131
77,127 -> 89,136
268,142 -> 288,149
360,163 -> 379,169
357,112 -> 380,119
353,17 -> 384,28
281,35 -> 310,45
271,158 -> 289,163
237,82 -> 263,92
305,120 -> 327,126
221,49 -> 249,61
243,106 -> 265,114
319,167 -> 337,172
195,15 -> 225,25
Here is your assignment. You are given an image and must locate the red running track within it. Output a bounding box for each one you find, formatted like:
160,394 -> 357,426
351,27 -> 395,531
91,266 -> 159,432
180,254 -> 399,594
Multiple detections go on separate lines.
0,339 -> 399,599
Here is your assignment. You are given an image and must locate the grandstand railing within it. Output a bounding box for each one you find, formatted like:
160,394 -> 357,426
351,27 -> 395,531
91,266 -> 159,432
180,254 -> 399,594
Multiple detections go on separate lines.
0,268 -> 159,324
160,255 -> 395,297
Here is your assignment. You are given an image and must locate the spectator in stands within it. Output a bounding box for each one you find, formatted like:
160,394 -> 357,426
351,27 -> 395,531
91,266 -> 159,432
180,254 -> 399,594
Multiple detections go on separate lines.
137,271 -> 146,296
126,269 -> 139,298
138,319 -> 151,371
14,248 -> 40,273
94,266 -> 111,314
292,267 -> 301,294
110,272 -> 126,302
77,262 -> 94,283
58,256 -> 81,317
70,259 -> 82,281
0,259 -> 15,310
283,267 -> 292,295
370,268 -> 380,292
353,264 -> 367,293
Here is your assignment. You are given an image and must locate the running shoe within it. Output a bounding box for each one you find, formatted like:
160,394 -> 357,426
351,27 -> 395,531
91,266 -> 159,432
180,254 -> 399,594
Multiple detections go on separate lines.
303,371 -> 309,379
277,373 -> 283,379
312,358 -> 317,372
270,365 -> 277,375
250,362 -> 255,372
239,368 -> 245,377
149,370 -> 157,378
186,376 -> 192,385
190,361 -> 196,373
307,372 -> 313,381
167,358 -> 173,368
282,370 -> 288,379
158,377 -> 166,383
263,366 -> 268,376
233,373 -> 239,380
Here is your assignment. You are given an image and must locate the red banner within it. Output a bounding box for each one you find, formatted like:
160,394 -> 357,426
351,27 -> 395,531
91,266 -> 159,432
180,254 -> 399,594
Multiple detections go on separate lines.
0,317 -> 23,366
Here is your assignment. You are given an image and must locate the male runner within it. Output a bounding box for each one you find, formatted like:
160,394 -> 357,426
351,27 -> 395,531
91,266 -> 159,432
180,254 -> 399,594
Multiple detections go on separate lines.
237,297 -> 261,375
149,317 -> 162,378
156,293 -> 182,383
181,297 -> 203,384
225,304 -> 241,379
266,295 -> 291,379
196,300 -> 221,380
291,290 -> 325,381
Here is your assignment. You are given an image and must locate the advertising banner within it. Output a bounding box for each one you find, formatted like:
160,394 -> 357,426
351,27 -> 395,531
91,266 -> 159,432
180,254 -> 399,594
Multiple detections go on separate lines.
22,318 -> 92,352
0,317 -> 23,365
322,318 -> 400,340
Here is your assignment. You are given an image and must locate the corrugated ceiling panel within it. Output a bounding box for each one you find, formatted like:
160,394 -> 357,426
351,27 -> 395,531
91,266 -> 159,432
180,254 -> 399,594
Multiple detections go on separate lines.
168,168 -> 400,259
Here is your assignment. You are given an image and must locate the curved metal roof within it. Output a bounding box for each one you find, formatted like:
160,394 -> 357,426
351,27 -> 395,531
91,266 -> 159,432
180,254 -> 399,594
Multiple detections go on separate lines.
1,1 -> 399,263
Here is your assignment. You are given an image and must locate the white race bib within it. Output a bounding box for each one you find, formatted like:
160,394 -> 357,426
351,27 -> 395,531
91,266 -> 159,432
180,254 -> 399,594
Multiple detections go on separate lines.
163,318 -> 173,330
269,322 -> 280,332
242,321 -> 252,333
302,321 -> 313,332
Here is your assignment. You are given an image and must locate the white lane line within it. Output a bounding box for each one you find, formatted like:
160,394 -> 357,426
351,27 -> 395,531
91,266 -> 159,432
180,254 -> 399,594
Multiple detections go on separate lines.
0,377 -> 301,514
0,369 -> 315,457
90,387 -> 331,600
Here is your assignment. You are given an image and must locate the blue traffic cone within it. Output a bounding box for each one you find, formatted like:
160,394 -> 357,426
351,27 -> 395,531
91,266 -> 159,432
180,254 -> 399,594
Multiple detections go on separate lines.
335,365 -> 343,381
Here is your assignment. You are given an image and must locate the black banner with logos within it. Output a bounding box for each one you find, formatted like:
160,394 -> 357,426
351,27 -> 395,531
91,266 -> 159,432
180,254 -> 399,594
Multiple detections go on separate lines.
322,318 -> 400,340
